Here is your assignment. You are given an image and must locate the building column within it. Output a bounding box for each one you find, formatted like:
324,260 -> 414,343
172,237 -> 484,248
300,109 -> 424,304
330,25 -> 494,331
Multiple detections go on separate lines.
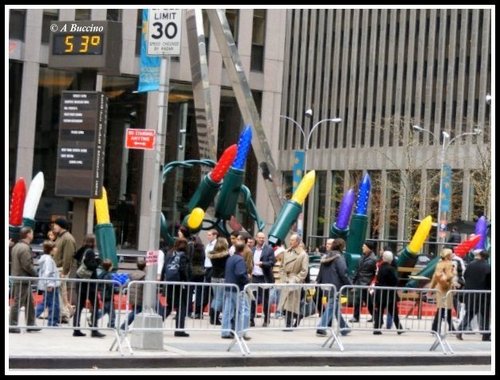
15,10 -> 43,185
461,169 -> 472,221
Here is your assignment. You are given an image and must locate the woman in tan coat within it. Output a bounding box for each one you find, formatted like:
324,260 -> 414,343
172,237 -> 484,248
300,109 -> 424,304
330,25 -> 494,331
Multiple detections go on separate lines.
278,234 -> 309,329
429,248 -> 457,334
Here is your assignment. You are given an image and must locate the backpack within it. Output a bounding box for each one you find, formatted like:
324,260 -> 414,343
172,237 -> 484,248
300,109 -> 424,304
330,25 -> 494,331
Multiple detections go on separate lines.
164,251 -> 181,281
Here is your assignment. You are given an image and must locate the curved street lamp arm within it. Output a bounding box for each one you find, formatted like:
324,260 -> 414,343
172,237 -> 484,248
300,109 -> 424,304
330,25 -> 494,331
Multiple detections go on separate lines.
280,115 -> 306,143
305,118 -> 341,150
445,131 -> 481,151
412,125 -> 439,145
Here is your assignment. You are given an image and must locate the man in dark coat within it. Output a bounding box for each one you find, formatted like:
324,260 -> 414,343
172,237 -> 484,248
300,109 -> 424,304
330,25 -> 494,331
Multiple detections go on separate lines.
350,240 -> 377,323
456,250 -> 491,341
372,251 -> 403,334
250,231 -> 276,327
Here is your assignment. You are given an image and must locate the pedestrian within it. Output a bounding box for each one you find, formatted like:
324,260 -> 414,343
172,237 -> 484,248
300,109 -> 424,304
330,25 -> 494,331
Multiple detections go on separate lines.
429,248 -> 457,334
372,251 -> 404,335
203,229 -> 218,320
162,237 -> 191,337
279,233 -> 309,330
120,257 -> 146,330
207,236 -> 230,325
97,259 -> 117,328
456,250 -> 491,341
316,238 -> 352,337
350,240 -> 377,323
249,231 -> 275,328
53,217 -> 77,322
9,226 -> 41,333
73,233 -> 105,338
446,227 -> 462,249
221,242 -> 251,340
190,237 -> 206,319
35,240 -> 61,327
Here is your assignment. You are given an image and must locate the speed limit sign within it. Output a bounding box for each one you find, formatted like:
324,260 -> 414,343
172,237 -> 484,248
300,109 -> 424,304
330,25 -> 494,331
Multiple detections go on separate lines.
148,9 -> 182,56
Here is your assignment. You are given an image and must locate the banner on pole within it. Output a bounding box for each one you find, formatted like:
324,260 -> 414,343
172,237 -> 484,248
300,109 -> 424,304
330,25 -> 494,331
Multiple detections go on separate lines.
137,9 -> 161,93
292,150 -> 305,193
440,163 -> 452,213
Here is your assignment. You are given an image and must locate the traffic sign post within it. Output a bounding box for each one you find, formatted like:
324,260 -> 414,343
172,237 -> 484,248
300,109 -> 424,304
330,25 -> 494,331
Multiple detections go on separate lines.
148,9 -> 182,56
134,9 -> 183,351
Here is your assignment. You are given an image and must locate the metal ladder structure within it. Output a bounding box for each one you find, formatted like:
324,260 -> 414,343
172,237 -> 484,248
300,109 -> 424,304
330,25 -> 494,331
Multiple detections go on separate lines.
185,9 -> 283,215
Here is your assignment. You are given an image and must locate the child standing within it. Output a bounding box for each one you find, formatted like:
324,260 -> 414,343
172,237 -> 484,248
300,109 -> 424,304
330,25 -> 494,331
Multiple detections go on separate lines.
35,240 -> 61,326
97,259 -> 117,328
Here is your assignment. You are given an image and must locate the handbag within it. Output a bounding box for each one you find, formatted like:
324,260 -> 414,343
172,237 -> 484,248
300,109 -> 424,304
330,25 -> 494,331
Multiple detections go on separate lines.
76,261 -> 93,279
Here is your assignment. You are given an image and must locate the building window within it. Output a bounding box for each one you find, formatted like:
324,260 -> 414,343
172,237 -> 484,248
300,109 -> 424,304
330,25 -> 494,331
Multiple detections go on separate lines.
75,9 -> 91,20
9,61 -> 23,187
225,9 -> 239,45
251,10 -> 266,72
41,10 -> 59,44
135,10 -> 142,56
107,9 -> 121,22
203,10 -> 210,58
9,9 -> 26,41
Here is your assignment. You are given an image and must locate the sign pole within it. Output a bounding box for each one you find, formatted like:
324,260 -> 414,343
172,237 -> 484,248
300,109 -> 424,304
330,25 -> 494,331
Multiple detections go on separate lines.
132,8 -> 181,350
131,56 -> 170,351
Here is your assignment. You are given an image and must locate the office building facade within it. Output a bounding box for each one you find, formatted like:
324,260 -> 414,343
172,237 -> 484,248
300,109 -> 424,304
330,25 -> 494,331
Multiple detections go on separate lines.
8,8 -> 492,250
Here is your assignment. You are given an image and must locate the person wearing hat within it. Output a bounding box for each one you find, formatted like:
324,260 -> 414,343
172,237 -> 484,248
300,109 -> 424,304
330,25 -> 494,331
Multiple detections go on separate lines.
429,248 -> 457,334
349,240 -> 377,323
52,217 -> 77,321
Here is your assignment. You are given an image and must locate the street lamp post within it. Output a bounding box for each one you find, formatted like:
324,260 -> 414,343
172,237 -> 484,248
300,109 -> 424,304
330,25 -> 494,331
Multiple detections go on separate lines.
281,112 -> 342,174
412,125 -> 482,249
281,111 -> 342,239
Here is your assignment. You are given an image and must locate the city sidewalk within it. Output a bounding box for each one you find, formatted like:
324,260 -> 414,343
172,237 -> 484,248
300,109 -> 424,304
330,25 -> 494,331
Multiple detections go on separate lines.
8,324 -> 492,370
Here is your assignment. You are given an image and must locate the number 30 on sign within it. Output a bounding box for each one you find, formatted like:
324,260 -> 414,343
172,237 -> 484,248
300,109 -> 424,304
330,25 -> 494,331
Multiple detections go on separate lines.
148,9 -> 182,56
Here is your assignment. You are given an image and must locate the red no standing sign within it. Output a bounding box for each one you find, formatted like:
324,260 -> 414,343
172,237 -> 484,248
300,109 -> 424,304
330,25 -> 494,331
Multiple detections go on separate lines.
126,128 -> 156,150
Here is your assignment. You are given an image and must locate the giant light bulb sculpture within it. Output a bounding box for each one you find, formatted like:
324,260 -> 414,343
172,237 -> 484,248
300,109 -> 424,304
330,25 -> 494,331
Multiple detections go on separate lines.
187,144 -> 237,212
215,125 -> 252,220
345,173 -> 371,277
94,187 -> 118,268
9,178 -> 27,240
268,170 -> 316,246
22,172 -> 45,230
474,216 -> 488,251
397,215 -> 433,268
330,188 -> 355,240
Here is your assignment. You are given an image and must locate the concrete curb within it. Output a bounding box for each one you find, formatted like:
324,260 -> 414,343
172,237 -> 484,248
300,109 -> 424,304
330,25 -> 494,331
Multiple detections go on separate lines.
10,354 -> 491,369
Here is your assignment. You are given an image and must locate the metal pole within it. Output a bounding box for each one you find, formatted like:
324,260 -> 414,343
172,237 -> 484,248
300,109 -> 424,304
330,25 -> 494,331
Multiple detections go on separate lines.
144,56 -> 170,310
436,135 -> 447,248
131,56 -> 170,351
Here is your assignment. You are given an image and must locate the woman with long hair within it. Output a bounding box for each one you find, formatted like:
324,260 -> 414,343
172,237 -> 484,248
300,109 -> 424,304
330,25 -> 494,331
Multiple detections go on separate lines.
73,234 -> 105,338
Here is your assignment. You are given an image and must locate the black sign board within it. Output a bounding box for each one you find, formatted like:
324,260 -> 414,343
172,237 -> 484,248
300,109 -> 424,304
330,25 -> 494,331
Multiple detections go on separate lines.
48,21 -> 122,74
55,91 -> 107,198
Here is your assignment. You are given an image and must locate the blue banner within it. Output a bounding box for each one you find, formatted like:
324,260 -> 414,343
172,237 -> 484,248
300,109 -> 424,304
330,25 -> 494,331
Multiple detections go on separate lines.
292,150 -> 305,193
440,163 -> 452,212
137,9 -> 161,93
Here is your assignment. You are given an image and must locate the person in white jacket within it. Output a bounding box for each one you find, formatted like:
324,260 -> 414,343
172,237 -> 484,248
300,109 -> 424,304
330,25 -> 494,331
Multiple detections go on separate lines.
35,240 -> 61,327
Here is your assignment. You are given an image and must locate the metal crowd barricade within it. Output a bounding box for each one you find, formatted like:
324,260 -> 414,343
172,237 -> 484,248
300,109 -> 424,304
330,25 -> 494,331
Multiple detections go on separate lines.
439,288 -> 492,353
113,280 -> 248,355
243,283 -> 344,352
8,275 -> 124,350
338,284 -> 457,354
